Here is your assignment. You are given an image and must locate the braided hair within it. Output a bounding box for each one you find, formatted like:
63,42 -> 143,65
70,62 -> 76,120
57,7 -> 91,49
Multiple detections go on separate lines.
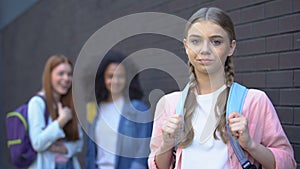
179,7 -> 236,147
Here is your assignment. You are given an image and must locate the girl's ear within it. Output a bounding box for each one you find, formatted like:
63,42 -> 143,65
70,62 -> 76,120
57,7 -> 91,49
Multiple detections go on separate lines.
183,39 -> 189,56
228,40 -> 236,56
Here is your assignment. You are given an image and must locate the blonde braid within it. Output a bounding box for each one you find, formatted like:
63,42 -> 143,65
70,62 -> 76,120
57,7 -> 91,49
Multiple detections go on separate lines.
213,56 -> 235,143
213,88 -> 229,143
225,56 -> 234,87
179,62 -> 197,148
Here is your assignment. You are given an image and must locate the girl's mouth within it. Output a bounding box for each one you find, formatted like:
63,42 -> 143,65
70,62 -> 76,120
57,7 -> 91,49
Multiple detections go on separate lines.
196,59 -> 213,65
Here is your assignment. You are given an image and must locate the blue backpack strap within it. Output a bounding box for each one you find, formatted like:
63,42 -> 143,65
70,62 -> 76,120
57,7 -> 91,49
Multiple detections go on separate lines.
176,83 -> 189,118
226,82 -> 256,169
226,82 -> 248,119
172,83 -> 189,167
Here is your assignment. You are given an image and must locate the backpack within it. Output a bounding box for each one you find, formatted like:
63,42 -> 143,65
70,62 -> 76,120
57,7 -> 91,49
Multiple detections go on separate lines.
175,82 -> 257,169
225,83 -> 257,169
5,95 -> 49,168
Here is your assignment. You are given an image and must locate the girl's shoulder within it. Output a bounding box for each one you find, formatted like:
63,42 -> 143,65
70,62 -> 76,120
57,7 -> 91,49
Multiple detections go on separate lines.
28,94 -> 46,106
130,99 -> 148,111
155,91 -> 183,111
243,88 -> 275,117
246,88 -> 270,104
160,91 -> 182,103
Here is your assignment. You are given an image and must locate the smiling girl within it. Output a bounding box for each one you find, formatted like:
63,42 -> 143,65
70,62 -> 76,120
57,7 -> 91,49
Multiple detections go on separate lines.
28,55 -> 83,169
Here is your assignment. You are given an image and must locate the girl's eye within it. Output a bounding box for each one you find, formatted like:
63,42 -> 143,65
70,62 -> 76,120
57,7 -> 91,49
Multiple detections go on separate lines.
190,39 -> 200,45
58,71 -> 64,76
212,40 -> 221,46
107,74 -> 113,79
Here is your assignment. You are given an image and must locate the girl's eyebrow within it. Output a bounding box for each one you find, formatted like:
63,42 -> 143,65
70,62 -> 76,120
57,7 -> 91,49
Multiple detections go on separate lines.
188,34 -> 224,39
210,35 -> 224,39
188,34 -> 202,38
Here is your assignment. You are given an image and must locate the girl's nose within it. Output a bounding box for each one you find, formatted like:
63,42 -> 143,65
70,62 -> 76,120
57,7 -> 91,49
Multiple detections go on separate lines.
112,77 -> 119,84
199,41 -> 211,55
63,73 -> 72,81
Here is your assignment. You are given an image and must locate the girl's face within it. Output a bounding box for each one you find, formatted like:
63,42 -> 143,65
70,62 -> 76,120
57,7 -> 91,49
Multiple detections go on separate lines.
104,63 -> 126,97
184,21 -> 236,76
51,63 -> 72,97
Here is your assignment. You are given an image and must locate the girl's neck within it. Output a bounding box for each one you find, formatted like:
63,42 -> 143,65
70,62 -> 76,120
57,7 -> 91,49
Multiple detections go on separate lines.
195,71 -> 226,95
106,94 -> 123,102
52,92 -> 61,103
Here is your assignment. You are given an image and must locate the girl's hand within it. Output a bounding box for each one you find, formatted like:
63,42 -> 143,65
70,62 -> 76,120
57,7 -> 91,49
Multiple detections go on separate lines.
58,102 -> 72,122
161,114 -> 183,149
228,112 -> 254,151
48,142 -> 68,154
57,102 -> 72,128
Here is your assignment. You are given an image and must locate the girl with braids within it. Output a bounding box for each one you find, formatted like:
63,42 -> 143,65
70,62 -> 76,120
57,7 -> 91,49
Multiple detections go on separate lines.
28,55 -> 83,169
148,7 -> 296,169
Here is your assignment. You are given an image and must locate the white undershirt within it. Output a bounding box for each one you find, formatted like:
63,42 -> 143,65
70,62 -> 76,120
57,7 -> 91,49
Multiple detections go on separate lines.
95,97 -> 124,169
182,85 -> 230,169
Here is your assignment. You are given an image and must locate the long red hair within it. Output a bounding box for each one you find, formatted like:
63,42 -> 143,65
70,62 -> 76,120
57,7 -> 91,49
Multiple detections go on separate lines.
42,54 -> 79,140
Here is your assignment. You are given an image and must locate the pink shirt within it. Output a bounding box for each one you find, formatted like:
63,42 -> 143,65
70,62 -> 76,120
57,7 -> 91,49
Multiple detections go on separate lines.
148,89 -> 296,169
54,140 -> 69,163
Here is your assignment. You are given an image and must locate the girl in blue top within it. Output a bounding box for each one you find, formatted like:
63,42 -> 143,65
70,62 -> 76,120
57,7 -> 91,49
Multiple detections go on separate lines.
85,50 -> 153,169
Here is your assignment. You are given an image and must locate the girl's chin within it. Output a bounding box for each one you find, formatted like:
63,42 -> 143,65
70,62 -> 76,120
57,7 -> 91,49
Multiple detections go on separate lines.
58,89 -> 69,95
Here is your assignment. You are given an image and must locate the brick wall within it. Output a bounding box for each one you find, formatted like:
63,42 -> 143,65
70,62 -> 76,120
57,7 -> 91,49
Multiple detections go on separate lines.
229,0 -> 300,168
1,0 -> 299,168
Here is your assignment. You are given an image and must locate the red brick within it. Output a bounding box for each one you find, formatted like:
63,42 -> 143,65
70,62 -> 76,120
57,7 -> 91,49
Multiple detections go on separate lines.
265,0 -> 293,18
266,34 -> 293,52
276,107 -> 293,124
280,89 -> 300,106
280,51 -> 300,69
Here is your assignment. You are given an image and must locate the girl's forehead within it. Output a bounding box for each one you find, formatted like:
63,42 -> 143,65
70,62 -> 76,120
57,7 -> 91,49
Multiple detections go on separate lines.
53,63 -> 72,71
187,21 -> 228,38
106,63 -> 126,73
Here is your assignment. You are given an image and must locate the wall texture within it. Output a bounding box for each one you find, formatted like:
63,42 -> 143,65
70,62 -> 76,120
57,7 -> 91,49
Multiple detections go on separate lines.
0,0 -> 299,168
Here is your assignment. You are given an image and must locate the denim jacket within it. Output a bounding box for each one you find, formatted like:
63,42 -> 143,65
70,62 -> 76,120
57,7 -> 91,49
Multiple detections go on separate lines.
85,99 -> 153,169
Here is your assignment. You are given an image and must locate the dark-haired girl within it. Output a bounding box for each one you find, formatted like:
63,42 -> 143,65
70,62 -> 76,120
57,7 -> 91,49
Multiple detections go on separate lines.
86,51 -> 153,169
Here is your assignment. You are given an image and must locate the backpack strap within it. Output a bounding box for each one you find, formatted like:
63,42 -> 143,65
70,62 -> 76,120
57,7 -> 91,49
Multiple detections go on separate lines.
172,83 -> 189,167
34,95 -> 49,126
175,83 -> 190,143
176,83 -> 189,119
226,82 -> 256,169
175,83 -> 256,169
